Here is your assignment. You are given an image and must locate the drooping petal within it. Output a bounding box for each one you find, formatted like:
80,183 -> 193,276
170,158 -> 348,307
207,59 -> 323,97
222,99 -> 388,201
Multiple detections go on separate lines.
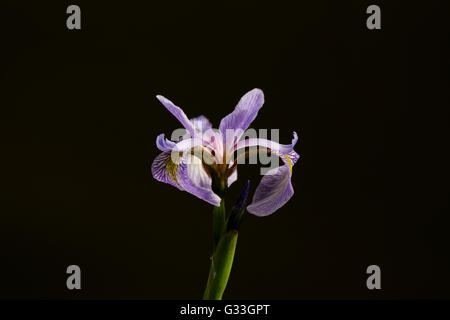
219,89 -> 264,152
178,153 -> 221,206
156,95 -> 196,137
151,151 -> 185,191
185,154 -> 211,189
151,151 -> 221,206
247,164 -> 294,216
156,133 -> 176,152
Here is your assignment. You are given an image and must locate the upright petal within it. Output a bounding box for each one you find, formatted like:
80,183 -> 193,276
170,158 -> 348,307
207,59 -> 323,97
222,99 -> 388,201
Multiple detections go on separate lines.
156,95 -> 196,137
191,115 -> 212,132
219,89 -> 264,151
247,165 -> 294,216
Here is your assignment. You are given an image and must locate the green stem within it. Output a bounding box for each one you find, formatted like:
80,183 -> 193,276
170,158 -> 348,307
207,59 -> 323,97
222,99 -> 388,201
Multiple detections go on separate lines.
203,229 -> 238,300
212,201 -> 226,249
203,180 -> 249,300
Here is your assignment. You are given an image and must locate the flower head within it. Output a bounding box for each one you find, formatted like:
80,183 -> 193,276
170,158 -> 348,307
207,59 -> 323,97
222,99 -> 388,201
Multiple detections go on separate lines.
151,89 -> 299,216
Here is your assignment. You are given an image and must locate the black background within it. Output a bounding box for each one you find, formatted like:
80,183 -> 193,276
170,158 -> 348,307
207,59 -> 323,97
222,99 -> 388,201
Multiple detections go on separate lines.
1,1 -> 449,299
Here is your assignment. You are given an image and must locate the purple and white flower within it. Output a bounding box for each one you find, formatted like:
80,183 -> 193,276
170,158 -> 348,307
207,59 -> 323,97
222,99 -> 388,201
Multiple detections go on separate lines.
151,89 -> 299,216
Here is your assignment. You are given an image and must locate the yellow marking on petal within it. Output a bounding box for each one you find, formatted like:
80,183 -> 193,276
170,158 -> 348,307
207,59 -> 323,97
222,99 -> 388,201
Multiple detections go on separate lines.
166,152 -> 183,185
285,153 -> 293,176
166,158 -> 178,181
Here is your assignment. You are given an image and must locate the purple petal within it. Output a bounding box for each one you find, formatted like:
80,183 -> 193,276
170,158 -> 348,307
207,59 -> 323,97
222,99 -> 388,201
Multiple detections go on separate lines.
156,133 -> 176,152
156,95 -> 196,137
178,154 -> 221,206
227,167 -> 238,187
191,115 -> 212,132
151,151 -> 221,206
284,150 -> 300,166
247,165 -> 294,216
219,89 -> 264,149
235,131 -> 298,157
172,137 -> 206,152
235,132 -> 299,178
151,151 -> 184,191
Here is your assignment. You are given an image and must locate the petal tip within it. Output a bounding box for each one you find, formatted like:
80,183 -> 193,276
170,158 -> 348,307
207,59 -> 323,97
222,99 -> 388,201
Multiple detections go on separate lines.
292,131 -> 299,144
249,88 -> 264,102
250,87 -> 264,94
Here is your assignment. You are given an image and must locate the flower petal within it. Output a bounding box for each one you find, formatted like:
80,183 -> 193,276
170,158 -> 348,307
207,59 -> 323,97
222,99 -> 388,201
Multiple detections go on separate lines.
151,151 -> 221,206
156,95 -> 196,137
178,154 -> 221,206
191,115 -> 212,132
219,89 -> 264,151
156,133 -> 176,152
235,131 -> 298,157
227,167 -> 238,187
234,131 -> 299,178
151,151 -> 184,191
172,137 -> 206,152
247,164 -> 294,216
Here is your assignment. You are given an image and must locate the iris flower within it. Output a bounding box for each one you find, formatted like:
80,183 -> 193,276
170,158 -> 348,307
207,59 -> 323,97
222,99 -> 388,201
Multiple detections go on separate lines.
151,88 -> 299,216
150,88 -> 300,299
